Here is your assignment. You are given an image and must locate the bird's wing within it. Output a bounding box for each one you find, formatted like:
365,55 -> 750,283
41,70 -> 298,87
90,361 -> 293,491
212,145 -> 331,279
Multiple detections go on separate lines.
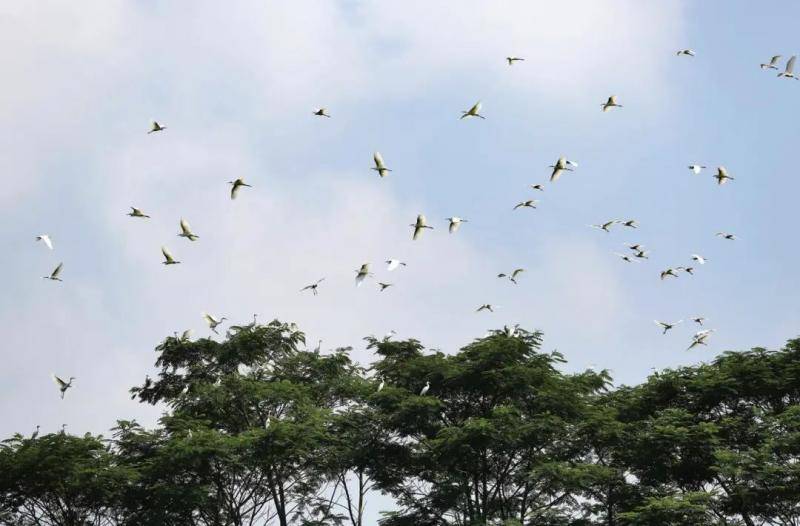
471,102 -> 481,113
231,183 -> 239,199
788,55 -> 796,73
51,263 -> 63,278
511,268 -> 524,278
52,374 -> 66,387
374,152 -> 384,168
40,235 -> 53,249
161,246 -> 174,261
180,219 -> 191,234
203,313 -> 218,324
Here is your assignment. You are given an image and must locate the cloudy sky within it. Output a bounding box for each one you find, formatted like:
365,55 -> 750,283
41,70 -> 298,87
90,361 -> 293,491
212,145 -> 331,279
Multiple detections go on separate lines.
2,0 -> 798,461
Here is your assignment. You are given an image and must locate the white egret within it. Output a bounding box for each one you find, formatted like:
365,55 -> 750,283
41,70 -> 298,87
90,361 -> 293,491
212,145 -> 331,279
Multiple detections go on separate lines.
460,101 -> 485,119
716,232 -> 737,240
778,56 -> 798,79
601,95 -> 623,112
355,263 -> 371,286
203,312 -> 227,334
761,55 -> 781,69
506,56 -> 525,65
313,108 -> 331,117
660,268 -> 680,280
43,262 -> 63,281
300,278 -> 326,295
161,246 -> 180,265
476,304 -> 496,313
36,234 -> 53,250
411,214 -> 433,240
549,156 -> 572,182
688,164 -> 707,174
228,178 -> 252,199
446,217 -> 468,233
419,381 -> 430,396
148,121 -> 166,134
178,219 -> 199,241
385,259 -> 406,271
530,184 -> 544,191
128,207 -> 150,218
654,320 -> 682,334
676,49 -> 696,57
620,219 -> 638,229
372,152 -> 391,178
714,167 -> 734,185
51,374 -> 74,399
378,282 -> 393,291
590,221 -> 619,233
498,269 -> 525,284
513,200 -> 538,210
691,254 -> 707,265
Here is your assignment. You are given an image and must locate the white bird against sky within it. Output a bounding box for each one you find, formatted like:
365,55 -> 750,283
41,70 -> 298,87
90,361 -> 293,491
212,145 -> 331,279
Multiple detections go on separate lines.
506,56 -> 525,65
691,254 -> 707,265
300,278 -> 326,296
601,95 -> 623,112
355,263 -> 371,287
446,217 -> 467,234
203,312 -> 227,334
161,246 -> 180,265
654,319 -> 682,334
476,304 -> 497,313
51,374 -> 74,399
147,121 -> 166,134
716,232 -> 737,240
35,234 -> 53,250
385,259 -> 406,272
761,55 -> 781,70
497,268 -> 525,284
460,101 -> 485,119
42,262 -> 63,281
530,184 -> 544,191
513,200 -> 538,210
378,282 -> 393,291
676,49 -> 695,57
688,164 -> 707,174
549,156 -> 572,182
313,108 -> 331,117
411,214 -> 433,240
228,178 -> 252,199
178,219 -> 199,241
371,152 -> 391,178
128,207 -> 150,218
590,220 -> 619,233
714,167 -> 734,185
778,55 -> 798,79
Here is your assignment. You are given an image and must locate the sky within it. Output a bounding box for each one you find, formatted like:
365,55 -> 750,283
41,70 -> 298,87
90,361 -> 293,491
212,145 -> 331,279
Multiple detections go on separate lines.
1,0 -> 799,476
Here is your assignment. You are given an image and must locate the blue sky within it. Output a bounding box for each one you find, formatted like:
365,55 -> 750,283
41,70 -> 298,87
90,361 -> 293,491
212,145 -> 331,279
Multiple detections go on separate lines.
1,0 -> 798,470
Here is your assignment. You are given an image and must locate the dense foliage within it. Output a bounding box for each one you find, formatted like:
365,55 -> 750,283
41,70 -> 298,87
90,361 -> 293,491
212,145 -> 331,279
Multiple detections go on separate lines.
1,320 -> 798,526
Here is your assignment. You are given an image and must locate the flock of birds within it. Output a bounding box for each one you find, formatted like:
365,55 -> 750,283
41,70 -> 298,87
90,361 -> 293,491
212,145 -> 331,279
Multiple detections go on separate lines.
35,48 -> 787,402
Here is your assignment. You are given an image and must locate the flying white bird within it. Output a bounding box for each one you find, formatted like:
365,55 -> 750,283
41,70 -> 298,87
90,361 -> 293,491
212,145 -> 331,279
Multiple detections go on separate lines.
679,266 -> 695,275
691,317 -> 706,326
654,320 -> 683,334
590,221 -> 619,233
760,55 -> 781,70
228,178 -> 252,199
35,235 -> 53,250
355,263 -> 372,287
203,312 -> 227,334
419,381 -> 430,396
687,330 -> 714,350
676,49 -> 696,57
460,101 -> 485,119
660,268 -> 680,280
178,219 -> 199,241
128,207 -> 150,218
550,156 -> 573,182
688,164 -> 707,174
716,232 -> 737,240
43,262 -> 63,281
411,214 -> 433,240
378,282 -> 393,291
778,55 -> 798,79
614,253 -> 638,263
313,108 -> 331,117
300,278 -> 326,295
446,217 -> 468,233
498,269 -> 525,284
530,184 -> 544,191
506,56 -> 525,65
385,259 -> 406,272
714,167 -> 734,185
476,304 -> 496,313
51,374 -> 74,399
634,250 -> 650,260
371,152 -> 391,178
513,200 -> 538,210
601,95 -> 623,112
627,243 -> 645,252
161,246 -> 180,265
691,254 -> 707,265
148,121 -> 166,134
620,219 -> 638,229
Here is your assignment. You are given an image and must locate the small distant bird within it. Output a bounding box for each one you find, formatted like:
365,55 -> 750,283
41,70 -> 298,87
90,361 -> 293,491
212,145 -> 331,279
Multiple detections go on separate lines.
300,278 -> 326,295
460,101 -> 485,119
634,250 -> 650,260
378,282 -> 393,291
314,339 -> 322,352
385,259 -> 406,271
265,417 -> 271,430
384,329 -> 397,340
178,219 -> 199,241
654,320 -> 682,334
372,152 -> 391,178
355,263 -> 372,287
679,266 -> 695,275
313,108 -> 331,117
566,159 -> 579,168
660,268 -> 680,280
716,232 -> 737,241
498,268 -> 525,284
760,55 -> 781,70
228,178 -> 252,199
620,219 -> 638,229
148,121 -> 166,134
476,304 -> 495,313
419,381 -> 430,396
36,235 -> 53,250
676,49 -> 696,57
714,167 -> 734,185
691,317 -> 706,325
688,164 -> 707,174
691,254 -> 707,265
411,214 -> 433,240
43,262 -> 63,281
530,184 -> 544,191
601,95 -> 623,112
591,221 -> 619,233
627,243 -> 644,252
180,329 -> 193,341
614,253 -> 638,263
506,56 -> 525,65
31,425 -> 39,439
446,217 -> 468,233
549,156 -> 573,182
52,374 -> 74,399
203,312 -> 227,334
128,207 -> 150,218
161,246 -> 180,265
513,200 -> 538,210
687,330 -> 714,350
778,55 -> 798,79
377,379 -> 385,392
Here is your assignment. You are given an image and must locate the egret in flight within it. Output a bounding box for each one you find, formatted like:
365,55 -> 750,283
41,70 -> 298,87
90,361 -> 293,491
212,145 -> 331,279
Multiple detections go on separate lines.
506,56 -> 525,65
676,49 -> 696,57
300,278 -> 326,295
313,108 -> 331,117
178,219 -> 199,241
460,101 -> 485,119
476,304 -> 496,313
355,263 -> 372,287
378,282 -> 393,291
43,262 -> 63,281
688,164 -> 707,174
411,214 -> 433,240
550,156 -> 572,182
36,234 -> 53,250
714,167 -> 734,185
716,232 -> 737,241
498,268 -> 525,284
385,259 -> 406,271
228,178 -> 252,199
655,320 -> 682,334
51,374 -> 74,399
148,121 -> 167,134
778,55 -> 798,79
128,207 -> 150,218
761,55 -> 781,70
601,95 -> 623,112
372,152 -> 391,178
446,217 -> 467,233
203,313 -> 227,334
513,200 -> 538,210
161,246 -> 180,265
